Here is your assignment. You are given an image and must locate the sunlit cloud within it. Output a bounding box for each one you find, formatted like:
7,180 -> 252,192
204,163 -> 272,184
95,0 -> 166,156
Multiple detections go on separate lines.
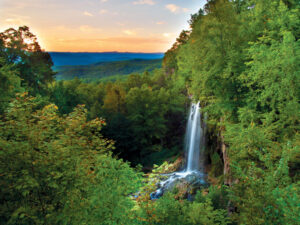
83,11 -> 93,17
50,25 -> 103,36
166,4 -> 179,13
102,37 -> 168,44
99,9 -> 108,14
165,4 -> 189,14
156,21 -> 166,25
2,0 -> 63,10
162,32 -> 176,38
1,16 -> 31,30
54,25 -> 102,33
79,25 -> 102,33
5,1 -> 28,9
54,25 -> 68,31
133,0 -> 155,6
47,36 -> 169,52
1,14 -> 31,28
116,22 -> 125,26
99,10 -> 118,15
5,18 -> 25,25
0,0 -> 204,52
123,29 -> 136,35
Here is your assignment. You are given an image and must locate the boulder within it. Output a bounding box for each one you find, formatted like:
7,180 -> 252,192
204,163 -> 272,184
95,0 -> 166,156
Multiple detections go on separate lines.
150,171 -> 209,200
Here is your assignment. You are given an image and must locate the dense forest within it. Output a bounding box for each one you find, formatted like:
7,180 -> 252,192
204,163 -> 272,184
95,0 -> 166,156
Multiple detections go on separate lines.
0,0 -> 299,224
54,58 -> 162,81
49,52 -> 164,66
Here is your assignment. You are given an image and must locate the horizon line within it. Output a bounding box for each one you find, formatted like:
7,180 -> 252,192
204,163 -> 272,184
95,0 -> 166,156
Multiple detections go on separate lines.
47,51 -> 165,54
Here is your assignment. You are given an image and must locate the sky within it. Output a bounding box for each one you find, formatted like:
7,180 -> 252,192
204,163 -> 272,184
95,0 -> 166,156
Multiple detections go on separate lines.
0,0 -> 206,52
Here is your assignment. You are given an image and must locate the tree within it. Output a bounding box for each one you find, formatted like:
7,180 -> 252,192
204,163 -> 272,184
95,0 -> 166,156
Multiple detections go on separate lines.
50,79 -> 82,114
0,26 -> 55,94
103,82 -> 126,114
227,145 -> 299,224
137,192 -> 229,225
163,30 -> 190,75
0,94 -> 141,224
0,57 -> 22,113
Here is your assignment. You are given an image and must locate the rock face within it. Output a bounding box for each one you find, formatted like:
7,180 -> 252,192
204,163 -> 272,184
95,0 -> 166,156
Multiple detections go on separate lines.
220,130 -> 231,186
150,171 -> 208,199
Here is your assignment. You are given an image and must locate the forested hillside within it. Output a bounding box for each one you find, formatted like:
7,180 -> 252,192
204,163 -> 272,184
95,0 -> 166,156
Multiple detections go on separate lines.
0,0 -> 299,224
49,52 -> 164,66
54,58 -> 162,81
162,0 -> 300,223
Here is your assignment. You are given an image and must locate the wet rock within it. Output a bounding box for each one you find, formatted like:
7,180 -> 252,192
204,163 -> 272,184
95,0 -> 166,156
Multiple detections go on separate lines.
150,171 -> 209,200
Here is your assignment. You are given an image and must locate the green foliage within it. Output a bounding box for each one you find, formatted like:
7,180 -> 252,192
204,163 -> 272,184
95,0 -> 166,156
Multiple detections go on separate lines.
137,193 -> 230,225
0,94 -> 142,224
54,59 -> 162,81
0,57 -> 23,113
265,183 -> 300,225
184,199 -> 229,225
228,144 -> 299,225
0,26 -> 55,95
163,30 -> 190,75
240,31 -> 299,141
50,68 -> 187,166
49,78 -> 106,117
209,152 -> 224,177
1,0 -> 299,223
162,0 -> 300,223
196,185 -> 230,211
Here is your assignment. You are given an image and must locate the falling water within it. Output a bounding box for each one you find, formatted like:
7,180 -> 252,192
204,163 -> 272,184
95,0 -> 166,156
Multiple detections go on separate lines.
186,101 -> 202,172
150,101 -> 206,199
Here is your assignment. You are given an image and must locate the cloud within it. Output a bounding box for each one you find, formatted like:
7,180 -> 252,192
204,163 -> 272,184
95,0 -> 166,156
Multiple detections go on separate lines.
123,30 -> 136,36
165,4 -> 179,13
48,25 -> 102,37
79,25 -> 102,33
156,21 -> 166,25
2,0 -> 62,9
101,0 -> 108,2
83,11 -> 93,17
3,17 -> 30,27
5,18 -> 25,24
53,37 -> 168,45
165,4 -> 189,14
45,30 -> 172,52
99,9 -> 108,14
99,9 -> 119,16
163,32 -> 176,38
116,22 -> 125,26
99,9 -> 118,15
133,0 -> 155,5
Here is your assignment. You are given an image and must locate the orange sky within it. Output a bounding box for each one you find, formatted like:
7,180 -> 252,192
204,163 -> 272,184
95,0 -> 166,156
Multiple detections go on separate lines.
0,0 -> 205,52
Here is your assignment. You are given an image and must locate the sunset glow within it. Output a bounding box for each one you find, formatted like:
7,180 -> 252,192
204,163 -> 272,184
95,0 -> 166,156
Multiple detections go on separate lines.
0,0 -> 205,52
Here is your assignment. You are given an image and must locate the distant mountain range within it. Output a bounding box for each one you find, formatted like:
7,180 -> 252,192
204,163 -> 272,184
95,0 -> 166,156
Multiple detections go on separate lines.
50,52 -> 164,81
49,52 -> 164,66
54,58 -> 162,81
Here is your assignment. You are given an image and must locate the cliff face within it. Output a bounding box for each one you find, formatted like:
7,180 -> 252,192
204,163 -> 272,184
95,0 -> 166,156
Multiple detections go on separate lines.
220,132 -> 231,185
203,118 -> 232,186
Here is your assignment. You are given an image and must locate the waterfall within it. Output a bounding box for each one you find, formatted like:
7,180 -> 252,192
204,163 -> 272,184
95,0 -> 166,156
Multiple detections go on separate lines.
185,101 -> 202,172
150,101 -> 206,199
